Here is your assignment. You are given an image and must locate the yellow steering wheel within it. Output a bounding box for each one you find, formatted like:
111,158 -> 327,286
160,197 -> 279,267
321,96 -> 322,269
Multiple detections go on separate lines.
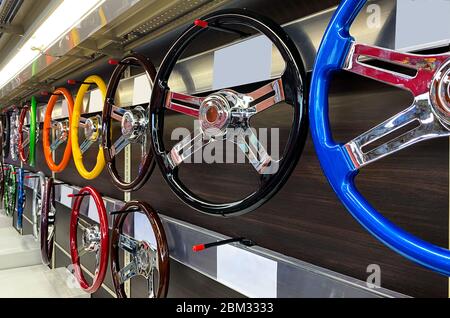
71,75 -> 107,180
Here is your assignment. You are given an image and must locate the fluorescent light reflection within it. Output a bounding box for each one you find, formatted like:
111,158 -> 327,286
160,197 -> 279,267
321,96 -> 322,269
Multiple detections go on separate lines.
0,0 -> 105,89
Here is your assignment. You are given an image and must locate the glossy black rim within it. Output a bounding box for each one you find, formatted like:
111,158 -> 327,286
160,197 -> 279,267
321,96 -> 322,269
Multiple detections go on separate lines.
5,165 -> 16,216
102,53 -> 156,191
1,112 -> 10,159
149,9 -> 308,216
16,168 -> 25,230
40,177 -> 55,265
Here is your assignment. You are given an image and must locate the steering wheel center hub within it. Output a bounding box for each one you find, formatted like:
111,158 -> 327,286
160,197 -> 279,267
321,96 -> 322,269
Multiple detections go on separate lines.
55,120 -> 69,142
136,241 -> 153,278
199,90 -> 247,138
84,116 -> 101,141
82,225 -> 101,252
121,106 -> 146,141
430,59 -> 450,124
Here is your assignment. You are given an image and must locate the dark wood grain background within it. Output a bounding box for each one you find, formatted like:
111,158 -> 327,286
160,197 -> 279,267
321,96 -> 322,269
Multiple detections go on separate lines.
5,0 -> 449,298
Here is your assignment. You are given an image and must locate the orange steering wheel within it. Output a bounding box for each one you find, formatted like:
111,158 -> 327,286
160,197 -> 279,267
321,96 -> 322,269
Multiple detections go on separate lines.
43,88 -> 74,172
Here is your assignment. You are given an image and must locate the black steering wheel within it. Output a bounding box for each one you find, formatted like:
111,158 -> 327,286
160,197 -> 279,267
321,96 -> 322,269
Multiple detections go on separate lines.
150,9 -> 308,216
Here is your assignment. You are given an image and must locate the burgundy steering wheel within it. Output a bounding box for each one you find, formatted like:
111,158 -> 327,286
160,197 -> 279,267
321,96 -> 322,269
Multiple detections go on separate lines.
70,186 -> 109,294
102,53 -> 156,191
110,201 -> 169,298
40,177 -> 55,265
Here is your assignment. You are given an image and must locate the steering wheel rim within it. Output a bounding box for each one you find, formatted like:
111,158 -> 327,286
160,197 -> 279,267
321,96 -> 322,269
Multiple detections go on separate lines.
0,112 -> 10,158
309,0 -> 450,275
9,109 -> 19,161
150,9 -> 308,216
18,97 -> 37,166
4,165 -> 16,217
110,201 -> 169,298
70,186 -> 109,294
16,168 -> 25,230
102,53 -> 156,191
40,177 -> 55,265
43,88 -> 74,172
31,172 -> 46,239
72,75 -> 107,180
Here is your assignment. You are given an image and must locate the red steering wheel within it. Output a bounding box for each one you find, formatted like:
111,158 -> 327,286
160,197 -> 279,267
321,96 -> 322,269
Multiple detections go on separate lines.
69,186 -> 109,294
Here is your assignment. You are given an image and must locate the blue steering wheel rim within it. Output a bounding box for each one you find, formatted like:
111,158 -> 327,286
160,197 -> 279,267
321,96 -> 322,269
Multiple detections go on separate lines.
17,167 -> 25,230
309,0 -> 450,276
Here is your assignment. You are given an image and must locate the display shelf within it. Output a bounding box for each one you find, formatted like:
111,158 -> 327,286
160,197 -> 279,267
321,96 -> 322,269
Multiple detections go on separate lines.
1,0 -> 446,298
18,0 -> 396,122
0,227 -> 41,270
0,0 -> 231,105
0,214 -> 11,228
23,178 -> 407,298
0,265 -> 89,298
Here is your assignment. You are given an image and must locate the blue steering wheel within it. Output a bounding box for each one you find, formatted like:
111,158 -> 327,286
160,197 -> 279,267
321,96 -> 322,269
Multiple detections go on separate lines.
17,167 -> 25,230
310,0 -> 450,275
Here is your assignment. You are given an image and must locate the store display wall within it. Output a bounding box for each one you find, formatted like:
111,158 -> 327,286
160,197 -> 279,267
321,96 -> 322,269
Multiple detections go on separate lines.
2,0 -> 449,298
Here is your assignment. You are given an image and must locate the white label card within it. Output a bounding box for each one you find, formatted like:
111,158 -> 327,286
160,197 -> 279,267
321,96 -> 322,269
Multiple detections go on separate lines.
133,212 -> 157,248
396,0 -> 450,50
212,36 -> 272,90
217,245 -> 277,298
88,89 -> 104,113
88,196 -> 100,223
59,98 -> 69,118
132,75 -> 152,106
59,186 -> 73,208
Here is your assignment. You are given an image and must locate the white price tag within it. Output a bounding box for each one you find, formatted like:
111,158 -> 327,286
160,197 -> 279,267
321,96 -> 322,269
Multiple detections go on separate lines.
396,0 -> 450,50
87,195 -> 100,223
132,75 -> 152,106
60,99 -> 69,118
213,36 -> 272,90
59,185 -> 73,208
133,212 -> 157,248
88,89 -> 104,113
217,245 -> 277,298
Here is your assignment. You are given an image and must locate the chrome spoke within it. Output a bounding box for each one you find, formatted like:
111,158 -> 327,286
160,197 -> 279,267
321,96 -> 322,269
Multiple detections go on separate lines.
118,234 -> 139,254
94,251 -> 100,275
248,78 -> 285,114
165,91 -> 203,118
22,137 -> 30,148
138,134 -> 147,174
345,97 -> 450,168
233,128 -> 277,175
344,42 -> 449,96
111,135 -> 131,157
169,130 -> 212,167
118,260 -> 138,284
147,268 -> 155,298
80,138 -> 94,154
50,139 -> 63,151
111,105 -> 125,122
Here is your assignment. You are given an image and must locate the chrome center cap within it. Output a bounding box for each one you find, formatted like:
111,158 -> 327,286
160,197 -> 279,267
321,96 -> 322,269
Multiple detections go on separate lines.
199,92 -> 233,138
430,59 -> 450,124
55,120 -> 69,141
81,225 -> 101,252
136,241 -> 153,278
84,116 -> 100,141
121,106 -> 146,141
